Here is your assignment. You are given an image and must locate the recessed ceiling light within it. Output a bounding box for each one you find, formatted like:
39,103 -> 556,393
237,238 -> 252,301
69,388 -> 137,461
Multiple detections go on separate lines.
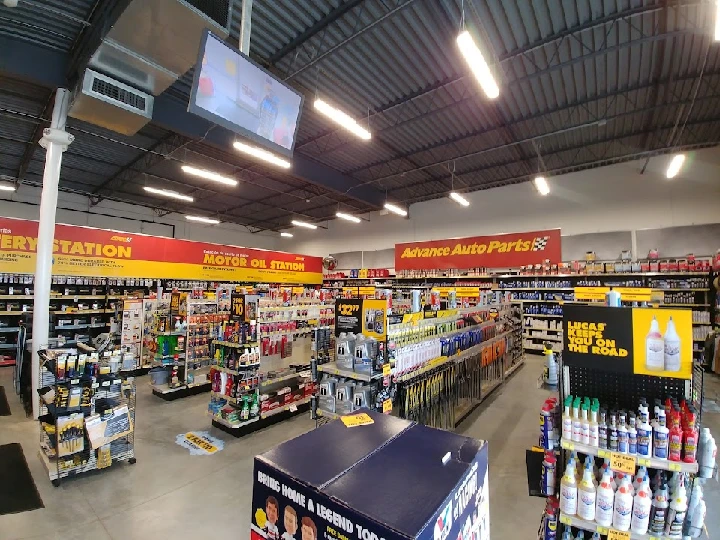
143,186 -> 194,202
280,232 -> 293,238
666,153 -> 685,179
181,165 -> 237,186
533,176 -> 550,196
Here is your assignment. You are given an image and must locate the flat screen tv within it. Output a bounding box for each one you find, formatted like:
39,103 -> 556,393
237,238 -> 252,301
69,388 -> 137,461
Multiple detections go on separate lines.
188,31 -> 304,158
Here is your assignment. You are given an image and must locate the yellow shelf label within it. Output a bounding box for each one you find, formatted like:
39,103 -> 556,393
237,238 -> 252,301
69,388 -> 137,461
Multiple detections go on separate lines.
638,457 -> 651,466
598,449 -> 610,458
382,399 -> 392,414
383,363 -> 391,376
559,515 -> 572,525
596,526 -> 609,535
341,413 -> 374,428
562,440 -> 574,451
607,529 -> 630,540
610,452 -> 636,474
669,462 -> 682,471
358,286 -> 376,296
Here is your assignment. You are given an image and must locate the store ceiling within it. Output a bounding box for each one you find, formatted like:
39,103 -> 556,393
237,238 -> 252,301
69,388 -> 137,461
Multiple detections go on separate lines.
1,0 -> 719,233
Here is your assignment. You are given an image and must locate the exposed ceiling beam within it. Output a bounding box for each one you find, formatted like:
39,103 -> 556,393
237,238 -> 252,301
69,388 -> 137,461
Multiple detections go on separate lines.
16,90 -> 54,183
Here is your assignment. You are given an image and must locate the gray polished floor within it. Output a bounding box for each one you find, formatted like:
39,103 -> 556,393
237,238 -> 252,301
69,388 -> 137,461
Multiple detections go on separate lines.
1,356 -> 718,539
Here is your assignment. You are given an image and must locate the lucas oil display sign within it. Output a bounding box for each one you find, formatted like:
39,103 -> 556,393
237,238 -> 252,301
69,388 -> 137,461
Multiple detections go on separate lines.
563,305 -> 693,379
394,228 -> 561,270
334,299 -> 387,340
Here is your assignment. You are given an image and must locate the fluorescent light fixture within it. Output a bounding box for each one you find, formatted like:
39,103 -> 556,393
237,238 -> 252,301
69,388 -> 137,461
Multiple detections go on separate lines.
534,176 -> 550,196
280,232 -> 293,238
336,211 -> 362,223
666,153 -> 686,179
233,141 -> 291,168
456,30 -> 500,99
314,99 -> 371,140
185,215 -> 220,224
143,186 -> 194,202
716,0 -> 720,40
449,192 -> 470,207
291,219 -> 317,230
0,183 -> 16,192
384,202 -> 408,217
181,165 -> 237,186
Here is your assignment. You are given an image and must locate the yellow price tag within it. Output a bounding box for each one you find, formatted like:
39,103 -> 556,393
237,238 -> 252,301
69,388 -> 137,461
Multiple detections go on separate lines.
598,449 -> 610,458
638,457 -> 651,466
562,440 -> 574,450
607,529 -> 630,540
382,399 -> 392,414
291,287 -> 304,295
615,287 -> 652,302
574,287 -> 610,301
596,526 -> 609,535
341,413 -> 375,428
559,515 -> 572,525
383,363 -> 391,376
610,452 -> 636,474
669,462 -> 682,472
358,286 -> 376,296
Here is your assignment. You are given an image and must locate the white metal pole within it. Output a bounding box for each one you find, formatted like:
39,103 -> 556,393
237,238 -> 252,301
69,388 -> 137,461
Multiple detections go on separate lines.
239,0 -> 253,55
31,89 -> 73,418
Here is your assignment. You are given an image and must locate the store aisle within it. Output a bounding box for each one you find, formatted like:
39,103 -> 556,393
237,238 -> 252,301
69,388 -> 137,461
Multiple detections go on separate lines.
2,359 -> 719,539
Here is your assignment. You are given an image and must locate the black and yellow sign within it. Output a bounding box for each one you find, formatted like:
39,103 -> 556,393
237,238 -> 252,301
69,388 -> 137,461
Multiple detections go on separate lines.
455,286 -> 480,297
358,286 -> 376,296
335,299 -> 363,336
616,287 -> 652,302
574,287 -> 609,301
363,298 -> 387,340
431,286 -> 454,297
170,292 -> 181,316
340,413 -> 374,427
231,292 -> 245,320
563,305 -> 692,379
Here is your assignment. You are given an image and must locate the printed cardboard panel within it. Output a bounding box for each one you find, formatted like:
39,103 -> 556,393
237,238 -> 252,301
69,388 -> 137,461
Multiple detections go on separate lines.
417,444 -> 489,540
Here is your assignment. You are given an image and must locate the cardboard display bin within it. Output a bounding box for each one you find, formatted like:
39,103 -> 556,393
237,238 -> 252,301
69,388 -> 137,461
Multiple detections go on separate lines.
250,410 -> 489,540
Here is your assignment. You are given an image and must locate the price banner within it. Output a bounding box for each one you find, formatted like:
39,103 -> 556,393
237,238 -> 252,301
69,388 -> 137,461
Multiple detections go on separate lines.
615,287 -> 652,302
231,292 -> 245,321
431,286 -> 455,297
358,286 -> 376,296
341,413 -> 374,427
455,286 -> 480,297
383,363 -> 391,376
610,452 -> 636,474
382,399 -> 392,414
291,287 -> 304,295
402,313 -> 423,324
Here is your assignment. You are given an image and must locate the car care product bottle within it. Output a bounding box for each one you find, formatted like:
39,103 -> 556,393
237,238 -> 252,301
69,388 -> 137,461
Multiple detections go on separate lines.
633,467 -> 647,493
546,350 -> 558,388
617,411 -> 629,453
684,409 -> 698,463
598,408 -> 608,449
609,411 -> 618,451
573,531 -> 584,540
581,403 -> 590,445
559,461 -> 578,516
664,316 -> 681,372
688,499 -> 706,538
577,460 -> 597,521
654,409 -> 669,460
649,483 -> 669,534
613,475 -> 633,531
572,397 -> 582,443
543,497 -> 558,540
595,470 -> 615,527
589,401 -> 600,447
628,422 -> 637,455
664,477 -> 687,538
562,396 -> 573,441
685,481 -> 703,526
542,451 -> 556,497
631,474 -> 652,535
637,416 -> 652,458
668,411 -> 683,462
698,427 -> 717,478
646,316 -> 665,371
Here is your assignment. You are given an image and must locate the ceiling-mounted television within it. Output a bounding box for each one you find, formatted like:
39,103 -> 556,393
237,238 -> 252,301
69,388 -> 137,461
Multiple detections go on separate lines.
188,30 -> 304,158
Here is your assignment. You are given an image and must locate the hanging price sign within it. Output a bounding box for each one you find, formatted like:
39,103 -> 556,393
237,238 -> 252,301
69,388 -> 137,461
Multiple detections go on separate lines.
455,286 -> 480,297
341,413 -> 374,427
607,529 -> 630,540
615,287 -> 652,302
574,287 -> 609,301
610,452 -> 636,474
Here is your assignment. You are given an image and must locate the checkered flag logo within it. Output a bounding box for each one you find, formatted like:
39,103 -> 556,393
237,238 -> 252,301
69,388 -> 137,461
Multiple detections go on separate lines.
532,236 -> 549,251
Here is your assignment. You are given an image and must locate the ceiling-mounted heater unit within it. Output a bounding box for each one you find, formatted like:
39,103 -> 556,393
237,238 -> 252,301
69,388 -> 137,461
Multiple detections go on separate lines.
69,69 -> 153,136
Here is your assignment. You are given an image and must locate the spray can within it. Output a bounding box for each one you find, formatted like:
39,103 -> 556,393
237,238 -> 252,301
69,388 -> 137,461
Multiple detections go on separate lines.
542,451 -> 557,496
543,497 -> 559,540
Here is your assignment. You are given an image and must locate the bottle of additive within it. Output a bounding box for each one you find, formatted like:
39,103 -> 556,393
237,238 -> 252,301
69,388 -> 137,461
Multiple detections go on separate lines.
560,462 -> 578,516
668,411 -> 683,462
646,316 -> 665,371
654,409 -> 669,460
595,470 -> 615,527
630,476 -> 652,535
664,316 -> 681,372
577,461 -> 597,521
649,483 -> 669,535
612,476 -> 633,531
684,411 -> 698,463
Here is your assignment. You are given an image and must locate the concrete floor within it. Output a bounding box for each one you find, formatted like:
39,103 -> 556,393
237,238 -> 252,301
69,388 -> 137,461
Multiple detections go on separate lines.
0,356 -> 718,539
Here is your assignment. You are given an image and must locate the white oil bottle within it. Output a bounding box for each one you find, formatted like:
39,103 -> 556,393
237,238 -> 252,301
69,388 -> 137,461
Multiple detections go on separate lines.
630,475 -> 652,534
664,316 -> 681,372
613,475 -> 634,531
577,461 -> 597,521
560,461 -> 578,516
595,470 -> 615,527
646,316 -> 665,371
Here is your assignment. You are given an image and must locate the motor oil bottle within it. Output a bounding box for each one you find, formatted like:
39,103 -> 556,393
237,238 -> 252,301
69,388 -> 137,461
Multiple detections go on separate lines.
664,477 -> 687,538
649,483 -> 669,534
595,470 -> 615,527
630,475 -> 652,534
612,475 -> 633,531
559,461 -> 578,516
577,460 -> 597,521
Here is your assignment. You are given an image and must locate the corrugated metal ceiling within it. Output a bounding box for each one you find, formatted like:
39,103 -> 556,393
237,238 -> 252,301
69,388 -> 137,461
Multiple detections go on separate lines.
0,0 -> 718,230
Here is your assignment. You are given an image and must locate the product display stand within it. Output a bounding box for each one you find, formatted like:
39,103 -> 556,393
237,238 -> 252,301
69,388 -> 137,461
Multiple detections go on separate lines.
250,410 -> 490,540
37,346 -> 136,486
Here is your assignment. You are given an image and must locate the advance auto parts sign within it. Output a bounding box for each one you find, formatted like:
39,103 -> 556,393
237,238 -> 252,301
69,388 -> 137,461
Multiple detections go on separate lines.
395,229 -> 561,270
563,305 -> 693,379
0,216 -> 322,284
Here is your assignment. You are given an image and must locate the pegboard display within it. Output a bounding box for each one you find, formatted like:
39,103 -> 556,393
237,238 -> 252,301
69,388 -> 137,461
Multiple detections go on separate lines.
566,364 -> 689,409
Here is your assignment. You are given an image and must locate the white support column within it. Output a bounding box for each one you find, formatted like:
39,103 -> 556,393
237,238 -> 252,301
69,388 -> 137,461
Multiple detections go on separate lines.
239,0 -> 253,55
31,89 -> 73,419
